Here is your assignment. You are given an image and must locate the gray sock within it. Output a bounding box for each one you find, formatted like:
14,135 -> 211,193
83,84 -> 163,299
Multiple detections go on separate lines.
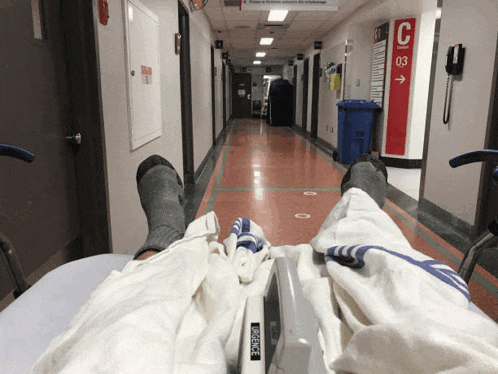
340,155 -> 388,208
134,156 -> 185,260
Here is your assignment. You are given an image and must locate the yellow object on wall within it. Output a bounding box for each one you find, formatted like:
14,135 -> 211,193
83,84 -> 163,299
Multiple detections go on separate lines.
329,73 -> 341,91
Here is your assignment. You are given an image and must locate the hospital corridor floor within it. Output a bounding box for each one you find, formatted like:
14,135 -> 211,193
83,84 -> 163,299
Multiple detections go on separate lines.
188,118 -> 497,321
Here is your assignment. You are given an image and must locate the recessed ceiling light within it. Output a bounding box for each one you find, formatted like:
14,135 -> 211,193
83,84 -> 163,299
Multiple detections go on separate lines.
260,38 -> 274,45
268,9 -> 288,22
253,60 -> 262,65
256,52 -> 266,57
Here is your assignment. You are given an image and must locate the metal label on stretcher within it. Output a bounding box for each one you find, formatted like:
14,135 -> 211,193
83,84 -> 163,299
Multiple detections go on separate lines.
238,257 -> 327,374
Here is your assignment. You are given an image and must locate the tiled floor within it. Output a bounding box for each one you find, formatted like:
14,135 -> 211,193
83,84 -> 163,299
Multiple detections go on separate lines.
194,119 -> 497,321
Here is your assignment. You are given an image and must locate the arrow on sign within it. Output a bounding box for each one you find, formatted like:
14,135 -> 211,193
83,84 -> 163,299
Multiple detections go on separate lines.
395,75 -> 406,84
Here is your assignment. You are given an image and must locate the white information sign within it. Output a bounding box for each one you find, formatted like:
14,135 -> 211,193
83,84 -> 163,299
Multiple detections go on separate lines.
241,0 -> 338,11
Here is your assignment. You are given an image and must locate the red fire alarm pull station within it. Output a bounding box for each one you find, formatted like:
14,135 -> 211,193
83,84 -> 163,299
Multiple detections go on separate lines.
99,0 -> 109,25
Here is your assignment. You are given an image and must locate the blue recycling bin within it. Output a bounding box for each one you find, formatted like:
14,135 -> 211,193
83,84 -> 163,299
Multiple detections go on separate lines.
336,100 -> 379,164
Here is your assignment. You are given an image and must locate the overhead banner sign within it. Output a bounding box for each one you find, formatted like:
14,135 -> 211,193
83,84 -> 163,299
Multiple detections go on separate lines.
385,18 -> 416,156
370,22 -> 389,108
241,0 -> 338,11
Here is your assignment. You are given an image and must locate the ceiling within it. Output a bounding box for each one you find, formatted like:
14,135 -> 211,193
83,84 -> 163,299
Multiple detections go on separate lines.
201,0 -> 371,67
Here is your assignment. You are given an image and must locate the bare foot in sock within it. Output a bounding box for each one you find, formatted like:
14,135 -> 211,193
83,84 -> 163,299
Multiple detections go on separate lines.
134,155 -> 186,260
340,154 -> 388,208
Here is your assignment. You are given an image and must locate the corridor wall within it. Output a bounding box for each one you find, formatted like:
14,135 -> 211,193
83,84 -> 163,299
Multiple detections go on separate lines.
96,0 -> 221,255
422,0 -> 498,228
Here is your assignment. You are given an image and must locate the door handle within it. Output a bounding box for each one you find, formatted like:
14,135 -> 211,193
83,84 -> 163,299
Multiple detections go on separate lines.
65,133 -> 82,145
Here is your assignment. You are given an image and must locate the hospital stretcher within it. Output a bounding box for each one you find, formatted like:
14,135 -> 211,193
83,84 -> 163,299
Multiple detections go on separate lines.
0,144 -> 496,373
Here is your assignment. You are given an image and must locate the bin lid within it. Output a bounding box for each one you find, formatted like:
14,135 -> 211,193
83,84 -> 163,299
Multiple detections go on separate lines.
336,100 -> 380,109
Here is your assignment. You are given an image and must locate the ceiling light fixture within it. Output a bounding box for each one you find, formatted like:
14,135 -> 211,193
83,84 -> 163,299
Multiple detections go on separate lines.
268,9 -> 288,22
253,60 -> 262,65
256,52 -> 266,57
260,38 -> 274,45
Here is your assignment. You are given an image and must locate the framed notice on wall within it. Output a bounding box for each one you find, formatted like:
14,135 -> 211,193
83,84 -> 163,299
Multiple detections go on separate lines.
370,22 -> 389,108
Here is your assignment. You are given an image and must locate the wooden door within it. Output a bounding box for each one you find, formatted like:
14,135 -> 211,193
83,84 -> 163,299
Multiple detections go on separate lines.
232,73 -> 252,118
0,0 -> 82,298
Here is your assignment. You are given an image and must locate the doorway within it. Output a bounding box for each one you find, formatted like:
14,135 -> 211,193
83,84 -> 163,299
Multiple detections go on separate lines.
311,53 -> 321,139
178,1 -> 195,185
223,63 -> 227,128
293,64 -> 298,126
0,0 -> 109,299
301,58 -> 310,133
211,46 -> 216,145
232,73 -> 252,118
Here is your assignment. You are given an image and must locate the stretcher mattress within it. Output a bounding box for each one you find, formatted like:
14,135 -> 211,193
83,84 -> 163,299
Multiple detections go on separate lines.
0,253 -> 491,373
0,254 -> 132,373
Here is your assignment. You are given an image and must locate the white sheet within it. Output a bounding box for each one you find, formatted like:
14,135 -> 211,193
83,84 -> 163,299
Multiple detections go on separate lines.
307,188 -> 498,373
11,188 -> 498,373
27,212 -> 273,374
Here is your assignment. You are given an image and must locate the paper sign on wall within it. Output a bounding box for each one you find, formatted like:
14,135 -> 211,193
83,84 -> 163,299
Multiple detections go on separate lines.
141,65 -> 152,84
370,22 -> 389,107
385,18 -> 416,156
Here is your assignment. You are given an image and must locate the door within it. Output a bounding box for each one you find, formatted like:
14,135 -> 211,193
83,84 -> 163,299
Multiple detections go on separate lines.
293,64 -> 298,126
0,0 -> 88,298
311,53 -> 321,139
178,1 -> 195,185
301,58 -> 310,133
223,63 -> 227,128
211,46 -> 216,145
232,73 -> 252,118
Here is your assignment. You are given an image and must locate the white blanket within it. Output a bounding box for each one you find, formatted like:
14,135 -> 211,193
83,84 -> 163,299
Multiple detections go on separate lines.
29,188 -> 498,373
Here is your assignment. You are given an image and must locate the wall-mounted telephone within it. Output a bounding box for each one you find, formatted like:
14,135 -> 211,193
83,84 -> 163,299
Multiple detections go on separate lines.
446,44 -> 465,75
443,44 -> 466,125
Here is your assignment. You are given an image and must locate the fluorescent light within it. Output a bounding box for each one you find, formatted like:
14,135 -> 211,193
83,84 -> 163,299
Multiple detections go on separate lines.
268,9 -> 288,22
260,38 -> 274,45
253,60 -> 262,65
256,52 -> 266,58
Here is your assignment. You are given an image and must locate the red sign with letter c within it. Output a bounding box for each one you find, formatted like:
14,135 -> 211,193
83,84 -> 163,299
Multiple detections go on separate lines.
385,18 -> 416,156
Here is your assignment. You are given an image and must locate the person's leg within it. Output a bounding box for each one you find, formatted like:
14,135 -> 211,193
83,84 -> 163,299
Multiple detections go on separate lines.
340,153 -> 388,208
133,155 -> 186,260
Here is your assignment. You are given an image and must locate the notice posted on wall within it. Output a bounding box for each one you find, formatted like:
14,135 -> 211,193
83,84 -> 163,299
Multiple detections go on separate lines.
370,22 -> 389,108
141,65 -> 152,85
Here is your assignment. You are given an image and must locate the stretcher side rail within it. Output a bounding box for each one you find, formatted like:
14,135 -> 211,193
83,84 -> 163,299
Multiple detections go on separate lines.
450,149 -> 498,283
0,144 -> 35,298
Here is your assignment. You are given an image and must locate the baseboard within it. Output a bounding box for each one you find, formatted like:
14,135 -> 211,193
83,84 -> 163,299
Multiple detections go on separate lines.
194,123 -> 232,182
418,197 -> 475,239
313,137 -> 339,161
380,156 -> 423,169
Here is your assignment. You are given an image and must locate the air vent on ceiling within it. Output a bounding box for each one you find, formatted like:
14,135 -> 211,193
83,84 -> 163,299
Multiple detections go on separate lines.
224,0 -> 239,6
256,23 -> 290,30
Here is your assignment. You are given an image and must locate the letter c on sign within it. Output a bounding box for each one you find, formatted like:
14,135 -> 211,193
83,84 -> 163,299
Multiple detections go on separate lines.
397,22 -> 411,45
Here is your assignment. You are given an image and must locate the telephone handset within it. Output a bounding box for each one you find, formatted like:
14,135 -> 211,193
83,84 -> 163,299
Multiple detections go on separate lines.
446,44 -> 465,75
443,44 -> 465,125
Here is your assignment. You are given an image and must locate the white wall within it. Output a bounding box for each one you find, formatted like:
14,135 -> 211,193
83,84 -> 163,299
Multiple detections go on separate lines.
316,43 -> 345,146
423,0 -> 498,225
190,17 -> 214,170
97,0 -> 219,255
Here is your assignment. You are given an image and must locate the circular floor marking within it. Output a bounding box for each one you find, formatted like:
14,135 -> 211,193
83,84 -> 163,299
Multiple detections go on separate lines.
295,213 -> 311,219
304,192 -> 317,196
